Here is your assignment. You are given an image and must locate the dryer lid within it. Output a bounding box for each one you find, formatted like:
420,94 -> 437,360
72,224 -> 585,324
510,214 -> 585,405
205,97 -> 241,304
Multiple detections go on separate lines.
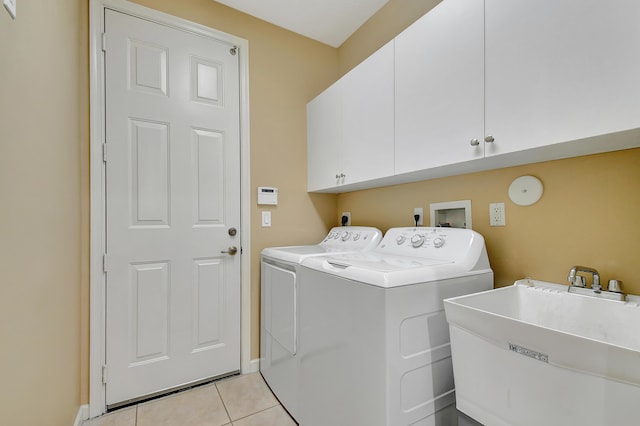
319,252 -> 451,273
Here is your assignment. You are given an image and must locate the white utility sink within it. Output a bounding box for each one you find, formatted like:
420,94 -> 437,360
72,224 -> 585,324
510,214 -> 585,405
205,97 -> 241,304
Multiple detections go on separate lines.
444,279 -> 640,426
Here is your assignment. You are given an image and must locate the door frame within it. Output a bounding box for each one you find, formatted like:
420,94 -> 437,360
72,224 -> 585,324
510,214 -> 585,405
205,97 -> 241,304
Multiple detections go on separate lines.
89,0 -> 251,417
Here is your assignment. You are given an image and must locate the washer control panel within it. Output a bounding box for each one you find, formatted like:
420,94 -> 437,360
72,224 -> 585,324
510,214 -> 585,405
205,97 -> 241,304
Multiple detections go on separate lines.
377,227 -> 479,260
388,228 -> 449,250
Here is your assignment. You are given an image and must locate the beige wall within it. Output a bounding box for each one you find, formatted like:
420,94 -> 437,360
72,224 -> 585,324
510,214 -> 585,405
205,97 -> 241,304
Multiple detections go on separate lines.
0,0 -> 87,424
337,149 -> 640,293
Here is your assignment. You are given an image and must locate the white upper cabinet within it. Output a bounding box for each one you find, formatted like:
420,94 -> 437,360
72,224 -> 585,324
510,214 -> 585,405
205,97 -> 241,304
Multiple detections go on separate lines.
307,0 -> 640,193
341,40 -> 395,184
484,0 -> 640,157
307,41 -> 394,192
395,0 -> 484,175
307,81 -> 342,192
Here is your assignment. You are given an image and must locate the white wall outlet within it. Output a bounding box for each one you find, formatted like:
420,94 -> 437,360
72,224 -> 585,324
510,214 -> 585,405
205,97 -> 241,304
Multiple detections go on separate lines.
489,202 -> 506,226
261,211 -> 271,227
413,207 -> 423,226
4,0 -> 16,19
341,212 -> 351,226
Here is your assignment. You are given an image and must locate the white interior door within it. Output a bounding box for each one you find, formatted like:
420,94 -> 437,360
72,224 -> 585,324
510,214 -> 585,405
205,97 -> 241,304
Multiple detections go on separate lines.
104,9 -> 241,406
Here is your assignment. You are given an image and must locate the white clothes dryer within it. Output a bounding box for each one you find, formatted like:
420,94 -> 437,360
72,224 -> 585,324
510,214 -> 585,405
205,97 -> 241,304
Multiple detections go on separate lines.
260,226 -> 382,421
297,227 -> 493,426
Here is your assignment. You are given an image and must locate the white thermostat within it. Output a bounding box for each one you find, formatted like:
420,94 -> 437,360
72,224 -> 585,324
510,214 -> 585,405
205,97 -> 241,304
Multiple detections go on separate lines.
258,187 -> 278,205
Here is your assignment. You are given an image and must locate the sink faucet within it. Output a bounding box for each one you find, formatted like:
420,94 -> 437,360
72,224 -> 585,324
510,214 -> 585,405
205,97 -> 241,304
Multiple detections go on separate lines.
568,266 -> 601,291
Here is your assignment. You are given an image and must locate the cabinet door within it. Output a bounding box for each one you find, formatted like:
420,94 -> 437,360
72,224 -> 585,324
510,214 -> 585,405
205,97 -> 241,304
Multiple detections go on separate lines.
395,0 -> 484,175
307,81 -> 342,192
341,40 -> 395,184
485,0 -> 640,157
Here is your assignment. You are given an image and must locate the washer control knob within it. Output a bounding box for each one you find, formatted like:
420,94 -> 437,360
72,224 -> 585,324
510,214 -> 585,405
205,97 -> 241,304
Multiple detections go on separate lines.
433,237 -> 445,248
341,231 -> 351,241
410,234 -> 425,248
396,235 -> 406,245
352,233 -> 361,241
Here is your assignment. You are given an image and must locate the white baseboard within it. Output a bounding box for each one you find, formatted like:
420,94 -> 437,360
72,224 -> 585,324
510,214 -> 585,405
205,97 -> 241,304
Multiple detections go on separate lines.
249,358 -> 260,373
73,404 -> 89,426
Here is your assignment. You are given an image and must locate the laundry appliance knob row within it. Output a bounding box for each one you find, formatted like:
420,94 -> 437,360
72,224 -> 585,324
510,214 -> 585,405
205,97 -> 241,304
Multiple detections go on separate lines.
396,233 -> 447,249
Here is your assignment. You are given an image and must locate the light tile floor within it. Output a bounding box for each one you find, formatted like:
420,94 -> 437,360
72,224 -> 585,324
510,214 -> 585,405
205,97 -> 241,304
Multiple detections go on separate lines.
83,373 -> 297,426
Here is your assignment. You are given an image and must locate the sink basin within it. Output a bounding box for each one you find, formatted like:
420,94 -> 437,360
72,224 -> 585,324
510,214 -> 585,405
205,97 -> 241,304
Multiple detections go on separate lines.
444,279 -> 640,426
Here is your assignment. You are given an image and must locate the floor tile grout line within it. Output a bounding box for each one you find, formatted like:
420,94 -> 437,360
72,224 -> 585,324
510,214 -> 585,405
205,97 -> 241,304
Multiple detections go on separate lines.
216,373 -> 283,423
214,381 -> 234,425
228,403 -> 283,423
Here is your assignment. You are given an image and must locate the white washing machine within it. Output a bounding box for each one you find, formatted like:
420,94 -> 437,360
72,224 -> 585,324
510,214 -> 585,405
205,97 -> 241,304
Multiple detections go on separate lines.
260,226 -> 382,421
298,227 -> 493,426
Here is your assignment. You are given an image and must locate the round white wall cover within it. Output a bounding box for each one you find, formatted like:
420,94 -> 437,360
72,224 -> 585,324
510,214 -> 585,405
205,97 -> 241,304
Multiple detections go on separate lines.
509,175 -> 543,206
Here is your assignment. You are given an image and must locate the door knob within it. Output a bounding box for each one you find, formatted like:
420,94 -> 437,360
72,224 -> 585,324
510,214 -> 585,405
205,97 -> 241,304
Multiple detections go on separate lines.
221,246 -> 238,255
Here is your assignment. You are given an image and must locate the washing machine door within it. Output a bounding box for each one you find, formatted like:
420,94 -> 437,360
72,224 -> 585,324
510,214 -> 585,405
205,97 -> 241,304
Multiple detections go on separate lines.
261,259 -> 299,420
262,260 -> 297,356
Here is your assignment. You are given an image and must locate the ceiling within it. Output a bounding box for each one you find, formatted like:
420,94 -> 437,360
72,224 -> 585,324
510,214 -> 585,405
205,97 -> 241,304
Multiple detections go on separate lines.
213,0 -> 390,48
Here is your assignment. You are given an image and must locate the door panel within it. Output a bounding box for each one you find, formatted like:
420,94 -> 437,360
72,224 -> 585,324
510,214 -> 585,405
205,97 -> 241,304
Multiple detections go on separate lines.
192,129 -> 225,225
104,9 -> 241,406
341,40 -> 394,184
485,0 -> 640,156
131,262 -> 169,362
130,119 -> 170,226
193,258 -> 224,349
395,0 -> 484,174
306,81 -> 342,191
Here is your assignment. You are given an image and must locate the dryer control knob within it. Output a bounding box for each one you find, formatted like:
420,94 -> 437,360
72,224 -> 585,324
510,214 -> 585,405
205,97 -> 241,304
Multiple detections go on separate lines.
411,234 -> 425,248
396,235 -> 406,245
433,237 -> 445,248
341,231 -> 351,241
352,233 -> 361,241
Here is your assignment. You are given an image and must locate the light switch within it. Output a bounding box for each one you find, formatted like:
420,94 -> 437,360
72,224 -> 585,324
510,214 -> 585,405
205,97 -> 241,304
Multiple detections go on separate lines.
261,211 -> 271,227
4,0 -> 16,19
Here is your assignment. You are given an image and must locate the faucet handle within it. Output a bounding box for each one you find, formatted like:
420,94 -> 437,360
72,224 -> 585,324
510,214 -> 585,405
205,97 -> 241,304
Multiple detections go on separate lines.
607,279 -> 623,293
573,275 -> 586,287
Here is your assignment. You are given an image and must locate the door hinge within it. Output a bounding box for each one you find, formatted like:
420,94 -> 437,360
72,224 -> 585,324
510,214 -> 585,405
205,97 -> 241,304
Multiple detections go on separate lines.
102,143 -> 107,162
101,33 -> 107,52
102,365 -> 108,384
103,254 -> 108,272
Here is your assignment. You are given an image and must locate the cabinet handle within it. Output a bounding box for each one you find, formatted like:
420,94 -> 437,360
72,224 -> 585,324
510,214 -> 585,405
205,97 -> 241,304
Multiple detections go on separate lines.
336,174 -> 340,179
340,173 -> 346,178
484,135 -> 495,143
470,138 -> 480,146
